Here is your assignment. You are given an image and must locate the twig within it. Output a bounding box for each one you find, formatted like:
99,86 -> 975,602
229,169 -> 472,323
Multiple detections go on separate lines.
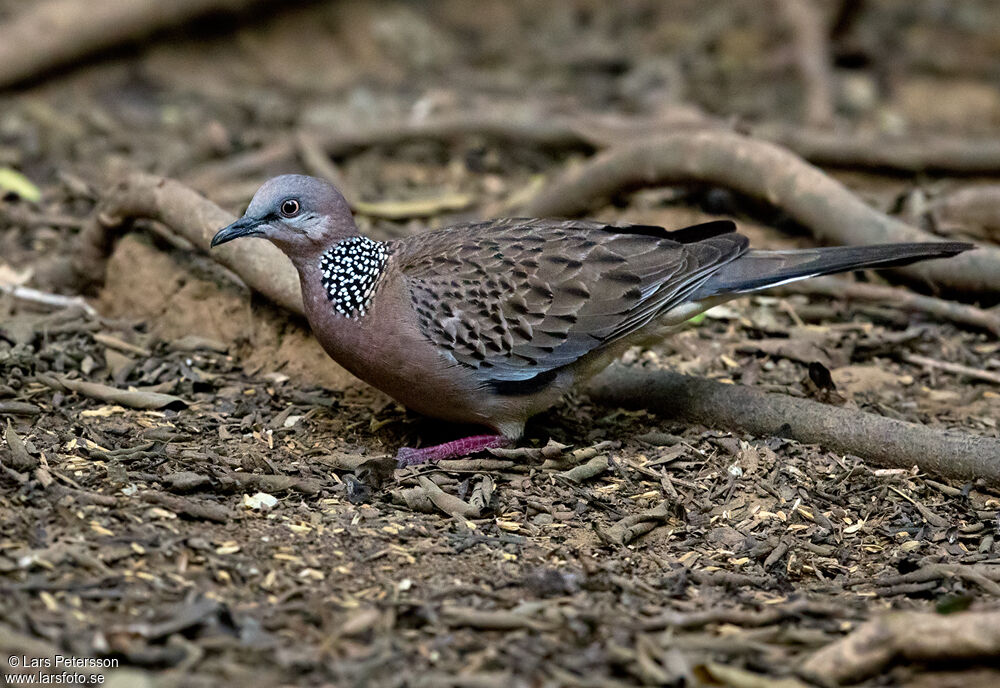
432,458 -> 519,472
0,0 -> 273,89
802,610 -> 1000,684
558,454 -> 609,482
417,476 -> 481,519
185,140 -> 295,191
140,490 -> 230,523
0,401 -> 42,415
0,205 -> 86,229
353,194 -> 475,220
775,0 -> 835,126
316,109 -> 1000,174
685,570 -> 772,588
639,599 -> 844,632
181,109 -> 709,191
0,284 -> 98,316
766,276 -> 1000,337
488,439 -> 569,462
213,470 -> 324,495
440,605 -> 553,631
518,130 -> 1000,296
902,352 -> 1000,386
586,364 -> 1000,485
48,482 -> 118,507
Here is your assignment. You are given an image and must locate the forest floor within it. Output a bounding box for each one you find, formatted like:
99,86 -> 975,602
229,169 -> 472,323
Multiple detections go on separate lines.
1,1 -> 1000,686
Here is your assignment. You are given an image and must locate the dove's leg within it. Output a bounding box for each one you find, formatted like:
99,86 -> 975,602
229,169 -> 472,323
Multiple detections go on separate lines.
395,434 -> 509,467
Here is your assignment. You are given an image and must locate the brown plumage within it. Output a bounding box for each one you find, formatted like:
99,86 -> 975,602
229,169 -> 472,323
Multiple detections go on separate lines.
211,175 -> 973,464
399,218 -> 745,380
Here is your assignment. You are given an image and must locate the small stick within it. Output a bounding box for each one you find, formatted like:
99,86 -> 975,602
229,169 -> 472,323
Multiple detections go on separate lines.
0,284 -> 98,317
440,605 -> 551,631
851,563 -> 1000,590
639,599 -> 845,632
901,352 -> 1000,386
184,140 -> 295,192
140,490 -> 230,523
417,476 -> 481,519
313,109 -> 709,157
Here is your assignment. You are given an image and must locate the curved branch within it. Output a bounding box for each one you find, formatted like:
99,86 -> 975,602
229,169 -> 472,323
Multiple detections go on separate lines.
519,130 -> 1000,296
76,171 -> 302,315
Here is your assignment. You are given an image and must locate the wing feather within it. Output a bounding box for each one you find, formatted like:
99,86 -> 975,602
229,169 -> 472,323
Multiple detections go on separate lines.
394,219 -> 747,383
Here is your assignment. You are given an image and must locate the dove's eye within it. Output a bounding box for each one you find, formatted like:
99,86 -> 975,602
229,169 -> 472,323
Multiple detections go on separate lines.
280,199 -> 300,218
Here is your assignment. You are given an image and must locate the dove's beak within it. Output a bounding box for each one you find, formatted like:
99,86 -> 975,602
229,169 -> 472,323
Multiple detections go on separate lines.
211,216 -> 265,247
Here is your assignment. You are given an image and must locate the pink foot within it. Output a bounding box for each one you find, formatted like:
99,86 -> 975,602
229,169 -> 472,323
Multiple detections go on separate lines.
395,434 -> 509,467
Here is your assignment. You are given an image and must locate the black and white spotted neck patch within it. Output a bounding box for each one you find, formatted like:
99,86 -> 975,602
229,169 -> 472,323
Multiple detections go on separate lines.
318,237 -> 388,318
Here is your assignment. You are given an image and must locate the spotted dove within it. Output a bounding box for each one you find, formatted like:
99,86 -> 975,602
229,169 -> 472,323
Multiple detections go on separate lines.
211,175 -> 972,465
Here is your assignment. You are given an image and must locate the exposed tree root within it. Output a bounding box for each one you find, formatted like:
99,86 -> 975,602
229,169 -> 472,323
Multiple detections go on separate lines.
307,112 -> 1000,175
78,172 -> 1000,483
518,130 -> 1000,296
761,127 -> 1000,174
801,610 -> 1000,684
0,0 -> 272,89
314,109 -> 709,156
180,110 -> 1000,202
586,364 -> 1000,485
766,276 -> 1000,337
75,171 -> 302,315
181,109 -> 709,190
